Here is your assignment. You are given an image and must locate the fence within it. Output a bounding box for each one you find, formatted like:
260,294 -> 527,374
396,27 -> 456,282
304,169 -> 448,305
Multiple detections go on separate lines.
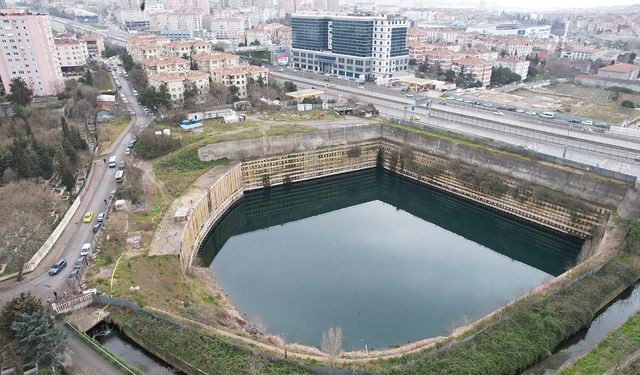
52,292 -> 94,314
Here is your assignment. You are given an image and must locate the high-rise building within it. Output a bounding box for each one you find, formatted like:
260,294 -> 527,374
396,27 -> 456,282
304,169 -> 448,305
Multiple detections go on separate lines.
291,13 -> 409,84
0,9 -> 64,96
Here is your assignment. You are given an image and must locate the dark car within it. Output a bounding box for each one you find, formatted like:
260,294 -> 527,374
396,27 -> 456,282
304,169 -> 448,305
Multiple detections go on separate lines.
48,259 -> 67,275
118,160 -> 125,170
73,258 -> 85,270
69,269 -> 80,281
568,119 -> 581,123
93,222 -> 103,233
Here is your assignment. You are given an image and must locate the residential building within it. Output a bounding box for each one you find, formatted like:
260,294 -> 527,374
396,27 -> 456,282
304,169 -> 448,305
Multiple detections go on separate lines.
54,38 -> 88,72
0,9 -> 64,96
140,56 -> 190,75
167,12 -> 203,32
493,57 -> 529,81
597,63 -> 640,80
210,65 -> 268,98
209,18 -> 245,40
148,70 -> 210,102
246,27 -> 272,46
164,39 -> 211,57
452,57 -> 492,87
495,36 -> 533,58
126,34 -> 170,62
116,8 -> 149,30
560,47 -> 595,61
193,52 -> 240,75
81,33 -> 104,57
425,49 -> 455,71
291,13 -> 410,84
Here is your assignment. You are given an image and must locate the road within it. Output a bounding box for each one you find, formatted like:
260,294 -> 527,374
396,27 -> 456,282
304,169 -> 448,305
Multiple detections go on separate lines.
0,62 -> 149,374
270,69 -> 640,179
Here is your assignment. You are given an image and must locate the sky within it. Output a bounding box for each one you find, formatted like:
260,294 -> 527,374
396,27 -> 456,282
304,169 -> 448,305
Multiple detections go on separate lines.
487,0 -> 640,9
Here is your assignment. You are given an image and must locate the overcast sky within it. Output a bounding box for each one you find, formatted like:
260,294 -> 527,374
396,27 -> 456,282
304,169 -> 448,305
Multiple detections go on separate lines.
489,0 -> 639,9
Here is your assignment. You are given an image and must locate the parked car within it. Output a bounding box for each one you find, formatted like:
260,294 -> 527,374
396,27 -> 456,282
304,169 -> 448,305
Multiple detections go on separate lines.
493,111 -> 505,116
118,160 -> 126,170
109,189 -> 117,200
83,211 -> 94,223
97,212 -> 106,223
581,120 -> 593,126
48,259 -> 67,275
93,222 -> 103,233
73,258 -> 85,269
483,103 -> 493,107
81,243 -> 92,257
69,269 -> 80,281
568,119 -> 580,124
358,85 -> 365,90
516,109 -> 525,113
526,111 -> 537,116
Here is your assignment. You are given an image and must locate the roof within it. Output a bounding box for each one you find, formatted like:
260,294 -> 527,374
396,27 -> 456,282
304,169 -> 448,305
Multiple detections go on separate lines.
165,39 -> 211,48
285,89 -> 325,99
140,56 -> 189,66
80,33 -> 102,41
192,52 -> 237,62
455,57 -> 491,66
149,71 -> 209,83
55,38 -> 83,45
213,65 -> 268,75
598,63 -> 640,73
426,49 -> 454,57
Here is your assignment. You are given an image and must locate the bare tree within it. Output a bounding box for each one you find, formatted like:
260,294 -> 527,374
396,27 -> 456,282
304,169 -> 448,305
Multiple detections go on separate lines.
320,326 -> 342,367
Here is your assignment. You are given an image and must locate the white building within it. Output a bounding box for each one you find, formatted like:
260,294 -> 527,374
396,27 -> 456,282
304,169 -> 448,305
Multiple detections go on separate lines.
167,12 -> 203,32
209,18 -> 245,40
210,65 -> 268,98
465,23 -> 551,39
493,58 -> 530,81
0,9 -> 64,96
55,38 -> 89,71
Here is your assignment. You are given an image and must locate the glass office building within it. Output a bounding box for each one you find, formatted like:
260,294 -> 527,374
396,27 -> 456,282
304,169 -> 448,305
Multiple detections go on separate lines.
291,14 -> 409,84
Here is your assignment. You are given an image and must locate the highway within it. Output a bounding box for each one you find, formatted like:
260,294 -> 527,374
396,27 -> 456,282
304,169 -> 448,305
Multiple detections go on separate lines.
270,69 -> 640,179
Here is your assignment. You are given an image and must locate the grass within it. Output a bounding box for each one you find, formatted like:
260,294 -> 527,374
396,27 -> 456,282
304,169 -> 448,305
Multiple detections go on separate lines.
368,255 -> 640,374
266,124 -> 316,136
110,308 -> 313,375
557,310 -> 640,375
259,110 -> 344,122
98,115 -> 131,152
154,147 -> 230,197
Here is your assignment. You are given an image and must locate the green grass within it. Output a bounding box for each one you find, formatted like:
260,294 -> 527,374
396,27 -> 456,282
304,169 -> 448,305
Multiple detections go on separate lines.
266,124 -> 316,136
98,115 -> 130,152
558,310 -> 640,375
111,309 -> 313,374
154,147 -> 229,197
368,256 -> 640,374
259,110 -> 344,122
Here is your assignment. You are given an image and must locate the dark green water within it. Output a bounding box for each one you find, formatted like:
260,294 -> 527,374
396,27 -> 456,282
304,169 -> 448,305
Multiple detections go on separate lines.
199,169 -> 582,350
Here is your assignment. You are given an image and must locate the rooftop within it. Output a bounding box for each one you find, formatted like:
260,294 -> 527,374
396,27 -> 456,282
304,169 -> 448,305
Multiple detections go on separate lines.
140,56 -> 189,66
213,65 -> 268,75
598,63 -> 640,73
455,57 -> 491,65
192,52 -> 237,62
54,38 -> 83,45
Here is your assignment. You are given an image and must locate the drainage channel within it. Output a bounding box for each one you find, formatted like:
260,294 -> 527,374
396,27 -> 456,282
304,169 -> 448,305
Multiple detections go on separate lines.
523,281 -> 640,374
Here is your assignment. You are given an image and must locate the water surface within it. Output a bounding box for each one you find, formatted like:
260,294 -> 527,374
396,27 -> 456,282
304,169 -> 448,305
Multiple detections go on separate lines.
200,170 -> 582,349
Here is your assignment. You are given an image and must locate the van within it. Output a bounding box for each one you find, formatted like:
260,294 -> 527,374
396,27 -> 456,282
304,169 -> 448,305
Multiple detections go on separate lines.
539,112 -> 555,119
115,170 -> 124,183
108,156 -> 117,168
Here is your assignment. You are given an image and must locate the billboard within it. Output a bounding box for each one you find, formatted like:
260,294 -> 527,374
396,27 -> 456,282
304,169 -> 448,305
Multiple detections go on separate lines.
273,45 -> 290,65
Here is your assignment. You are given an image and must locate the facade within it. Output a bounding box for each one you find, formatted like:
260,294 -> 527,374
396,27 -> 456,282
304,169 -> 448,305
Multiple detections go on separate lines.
126,34 -> 170,62
210,65 -> 268,98
0,9 -> 64,96
452,57 -> 492,87
81,33 -> 105,57
425,49 -> 455,71
597,63 -> 640,80
291,14 -> 409,84
167,12 -> 203,32
576,74 -> 640,92
55,38 -> 89,71
193,52 -> 240,74
560,47 -> 595,61
164,39 -> 211,57
148,70 -> 210,102
140,56 -> 190,75
493,57 -> 529,81
496,36 -> 533,58
209,18 -> 245,39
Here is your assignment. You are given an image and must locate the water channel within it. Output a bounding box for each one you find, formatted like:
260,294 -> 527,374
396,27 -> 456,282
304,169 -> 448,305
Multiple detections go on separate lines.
199,169 -> 583,350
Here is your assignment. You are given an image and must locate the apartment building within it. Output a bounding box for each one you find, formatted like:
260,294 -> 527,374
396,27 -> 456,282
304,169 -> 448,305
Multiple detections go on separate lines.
495,36 -> 533,58
54,38 -> 88,71
0,9 -> 64,96
452,57 -> 492,87
125,33 -> 170,62
425,49 -> 455,71
167,12 -> 203,32
291,13 -> 410,84
560,47 -> 595,61
210,65 -> 268,98
465,23 -> 551,39
80,33 -> 104,57
246,27 -> 272,46
148,70 -> 210,102
493,57 -> 530,80
193,52 -> 239,74
164,39 -> 211,57
209,18 -> 245,40
140,56 -> 189,75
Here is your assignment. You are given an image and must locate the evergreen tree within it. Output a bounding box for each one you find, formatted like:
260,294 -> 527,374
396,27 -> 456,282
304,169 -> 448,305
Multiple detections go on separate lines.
11,311 -> 66,368
0,292 -> 44,341
6,78 -> 33,108
56,151 -> 76,193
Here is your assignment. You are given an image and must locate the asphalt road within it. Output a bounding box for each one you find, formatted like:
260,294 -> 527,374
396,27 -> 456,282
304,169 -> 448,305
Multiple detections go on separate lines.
0,62 -> 149,374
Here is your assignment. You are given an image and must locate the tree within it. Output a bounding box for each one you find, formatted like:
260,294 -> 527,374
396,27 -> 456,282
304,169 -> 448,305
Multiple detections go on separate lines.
527,65 -> 538,78
320,326 -> 342,367
120,50 -> 135,72
408,58 -> 417,66
11,311 -> 66,368
250,39 -> 261,46
490,66 -> 521,86
79,70 -> 93,85
628,52 -> 636,64
128,67 -> 148,89
284,81 -> 297,93
209,82 -> 231,105
621,100 -> 635,108
418,62 -> 429,73
444,69 -> 456,83
6,78 -> 33,108
183,82 -> 199,109
228,85 -> 240,102
0,293 -> 44,341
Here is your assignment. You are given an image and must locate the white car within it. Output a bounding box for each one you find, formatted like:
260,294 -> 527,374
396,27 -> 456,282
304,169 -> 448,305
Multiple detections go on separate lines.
493,111 -> 505,116
581,120 -> 593,126
526,111 -> 537,116
80,243 -> 92,257
516,109 -> 525,113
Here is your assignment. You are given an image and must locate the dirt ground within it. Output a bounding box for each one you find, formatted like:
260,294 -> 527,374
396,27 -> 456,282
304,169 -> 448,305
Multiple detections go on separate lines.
467,84 -> 640,124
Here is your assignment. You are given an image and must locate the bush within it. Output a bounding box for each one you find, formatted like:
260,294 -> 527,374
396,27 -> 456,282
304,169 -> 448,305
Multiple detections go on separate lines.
133,130 -> 181,160
621,100 -> 636,109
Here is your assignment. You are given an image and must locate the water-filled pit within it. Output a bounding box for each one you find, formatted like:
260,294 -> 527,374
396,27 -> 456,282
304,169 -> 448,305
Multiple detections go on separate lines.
199,169 -> 583,350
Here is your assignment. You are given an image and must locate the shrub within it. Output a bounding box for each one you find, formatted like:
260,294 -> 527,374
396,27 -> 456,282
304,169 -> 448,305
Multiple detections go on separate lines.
133,130 -> 181,160
621,100 -> 636,109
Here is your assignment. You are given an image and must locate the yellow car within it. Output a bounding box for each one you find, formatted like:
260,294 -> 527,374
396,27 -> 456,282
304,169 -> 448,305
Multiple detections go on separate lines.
83,211 -> 94,223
